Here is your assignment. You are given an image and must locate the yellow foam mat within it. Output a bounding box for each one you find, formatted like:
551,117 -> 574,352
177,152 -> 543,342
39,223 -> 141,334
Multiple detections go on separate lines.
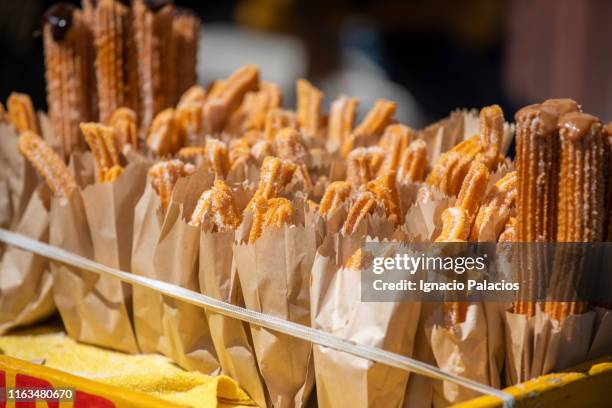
0,329 -> 256,408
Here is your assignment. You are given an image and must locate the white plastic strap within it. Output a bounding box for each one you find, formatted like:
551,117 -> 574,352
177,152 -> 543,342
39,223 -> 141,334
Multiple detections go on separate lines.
0,228 -> 514,408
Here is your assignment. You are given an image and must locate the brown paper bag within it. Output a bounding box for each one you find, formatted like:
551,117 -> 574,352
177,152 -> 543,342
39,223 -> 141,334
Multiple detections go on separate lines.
504,307 -> 595,384
531,308 -> 595,377
132,170 -> 220,373
199,230 -> 267,406
403,302 -> 436,408
588,307 -> 612,360
59,161 -> 148,353
50,190 -> 105,347
131,184 -> 164,353
0,123 -> 38,227
311,236 -> 421,408
234,204 -> 317,408
426,303 -> 502,407
503,311 -> 534,385
0,185 -> 55,333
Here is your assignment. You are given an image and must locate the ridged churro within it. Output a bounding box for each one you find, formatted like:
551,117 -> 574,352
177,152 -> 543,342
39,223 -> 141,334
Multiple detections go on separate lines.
204,65 -> 259,132
342,99 -> 396,153
109,107 -> 138,148
397,139 -> 429,184
378,124 -> 415,174
264,108 -> 297,141
544,112 -> 605,321
318,181 -> 352,215
133,0 -> 176,134
18,131 -> 77,198
146,108 -> 180,157
205,138 -> 230,178
274,127 -> 307,164
80,122 -> 121,182
240,82 -> 282,131
43,4 -> 92,155
346,147 -> 385,188
366,171 -> 403,224
177,84 -> 206,107
328,95 -> 358,143
246,156 -> 297,210
498,216 -> 516,243
7,93 -> 38,134
189,179 -> 242,230
471,171 -> 517,241
93,0 -> 139,123
248,197 -> 294,243
148,159 -> 195,210
479,104 -> 504,169
426,136 -> 484,196
341,191 -> 376,236
172,8 -> 200,102
605,122 -> 612,241
513,100 -> 579,316
455,160 -> 490,222
296,79 -> 323,138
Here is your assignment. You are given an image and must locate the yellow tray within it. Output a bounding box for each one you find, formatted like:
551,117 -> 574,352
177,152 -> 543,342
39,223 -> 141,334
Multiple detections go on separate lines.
455,357 -> 612,407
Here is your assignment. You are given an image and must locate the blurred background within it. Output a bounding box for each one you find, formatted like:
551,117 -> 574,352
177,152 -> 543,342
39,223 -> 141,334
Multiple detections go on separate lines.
1,0 -> 611,127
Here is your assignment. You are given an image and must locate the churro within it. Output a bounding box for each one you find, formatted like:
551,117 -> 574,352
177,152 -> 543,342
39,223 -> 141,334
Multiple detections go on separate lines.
346,146 -> 385,188
133,0 -> 176,133
205,138 -> 230,178
296,79 -> 323,137
248,197 -> 294,243
341,192 -> 376,235
455,160 -> 490,222
93,0 -> 139,123
498,216 -> 516,243
109,107 -> 138,148
189,179 -> 242,230
18,131 -> 77,198
318,181 -> 352,215
426,136 -> 484,196
274,127 -> 307,164
351,99 -> 397,145
378,124 -> 415,174
471,171 -> 517,241
178,146 -> 206,160
80,122 -> 121,182
513,100 -> 579,316
204,65 -> 259,132
264,108 -> 297,141
246,156 -> 297,210
43,4 -> 92,155
397,139 -> 429,184
175,102 -> 203,146
544,112 -> 605,321
7,93 -> 38,134
177,84 -> 206,107
103,164 -> 124,183
328,95 -> 358,142
251,140 -> 274,162
479,104 -> 504,169
434,206 -> 471,326
172,8 -> 200,102
148,159 -> 195,210
605,122 -> 612,241
146,108 -> 180,157
241,82 -> 282,131
366,171 -> 403,224
344,248 -> 373,271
